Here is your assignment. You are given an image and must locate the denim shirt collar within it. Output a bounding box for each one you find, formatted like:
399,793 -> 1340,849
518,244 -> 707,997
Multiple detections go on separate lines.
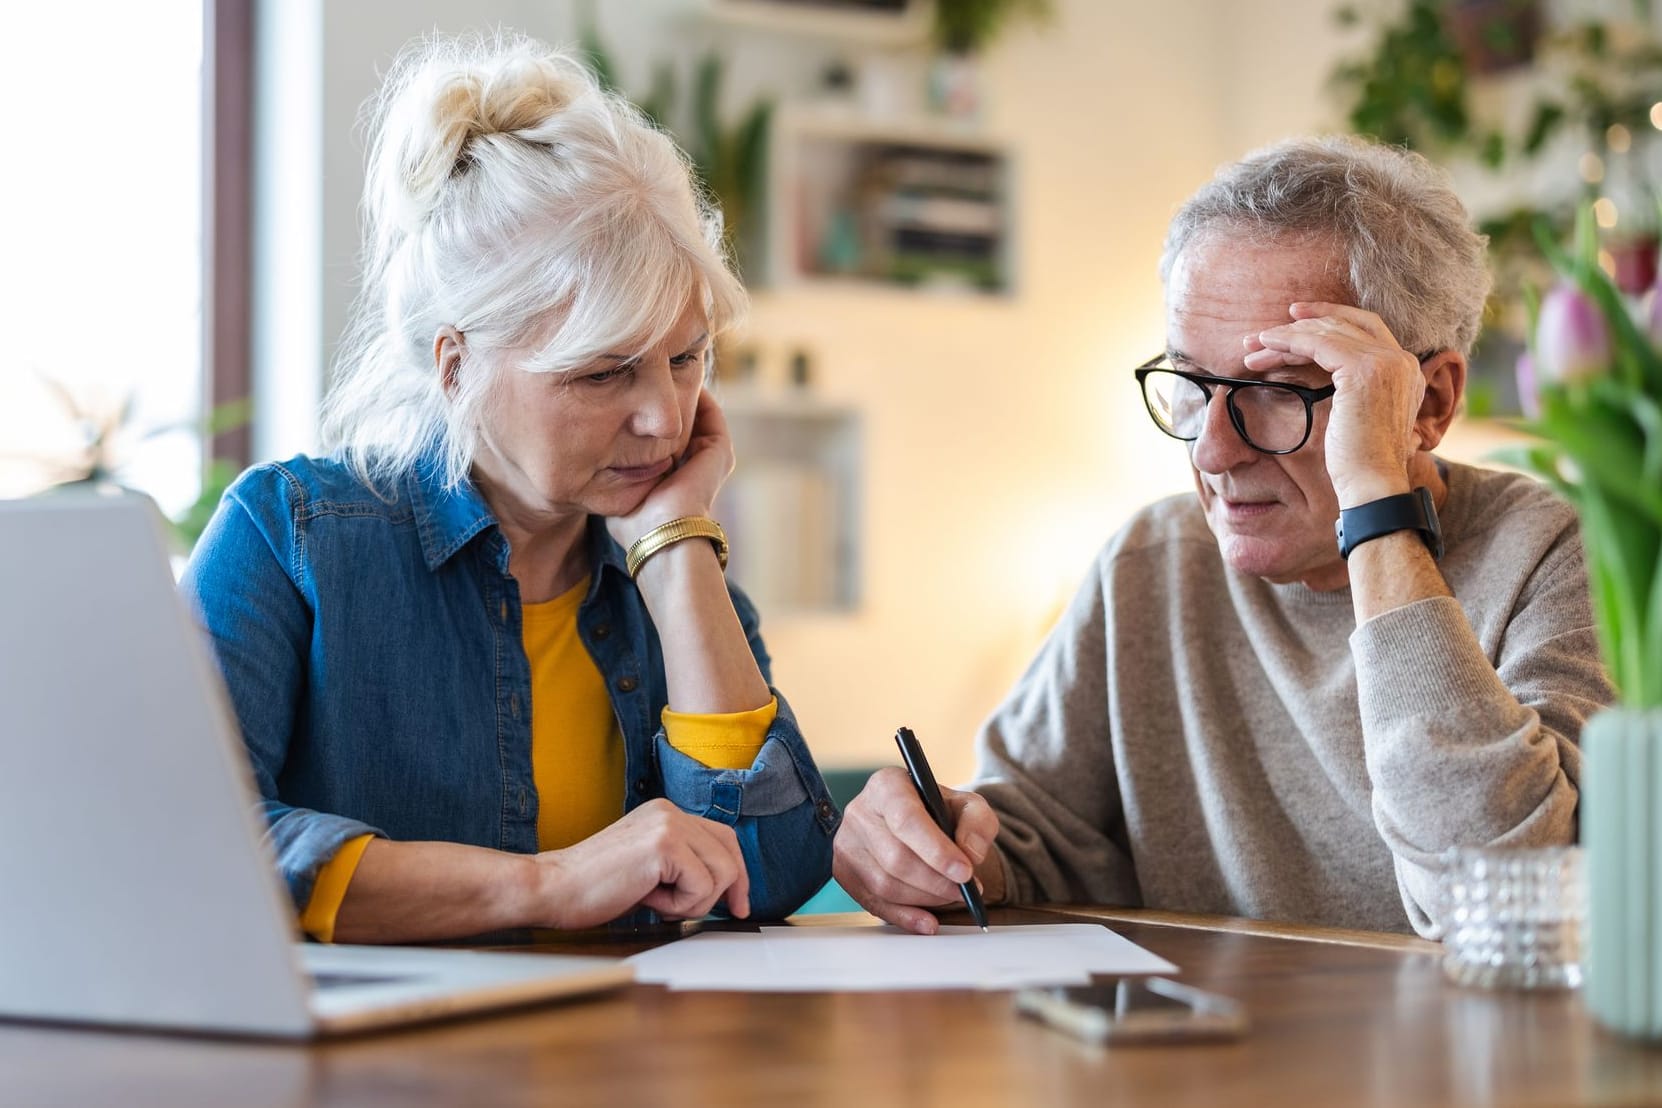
403,451 -> 631,590
405,453 -> 496,571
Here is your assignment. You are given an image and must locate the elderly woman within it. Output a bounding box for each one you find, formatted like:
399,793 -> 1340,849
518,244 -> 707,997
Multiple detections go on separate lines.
184,33 -> 837,943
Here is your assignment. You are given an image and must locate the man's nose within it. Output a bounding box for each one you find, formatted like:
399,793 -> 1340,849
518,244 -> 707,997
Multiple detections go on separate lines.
1188,390 -> 1256,474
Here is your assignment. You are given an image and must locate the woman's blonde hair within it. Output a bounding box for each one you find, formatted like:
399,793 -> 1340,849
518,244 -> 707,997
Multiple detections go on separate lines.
322,30 -> 747,490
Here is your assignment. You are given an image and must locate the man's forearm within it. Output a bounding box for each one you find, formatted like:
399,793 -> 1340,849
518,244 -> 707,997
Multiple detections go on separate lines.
1347,528 -> 1452,625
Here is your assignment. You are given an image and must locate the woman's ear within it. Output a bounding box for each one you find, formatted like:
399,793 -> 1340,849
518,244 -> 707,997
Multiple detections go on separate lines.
1415,351 -> 1466,452
433,327 -> 466,398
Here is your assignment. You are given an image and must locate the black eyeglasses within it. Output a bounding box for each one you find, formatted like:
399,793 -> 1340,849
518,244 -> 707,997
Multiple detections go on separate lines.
1133,353 -> 1337,456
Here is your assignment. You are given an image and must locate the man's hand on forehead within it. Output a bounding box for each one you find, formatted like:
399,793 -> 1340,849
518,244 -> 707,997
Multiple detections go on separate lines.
1243,302 -> 1412,376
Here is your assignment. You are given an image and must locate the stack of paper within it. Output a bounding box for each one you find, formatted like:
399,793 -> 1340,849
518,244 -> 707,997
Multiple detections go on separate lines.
627,924 -> 1176,992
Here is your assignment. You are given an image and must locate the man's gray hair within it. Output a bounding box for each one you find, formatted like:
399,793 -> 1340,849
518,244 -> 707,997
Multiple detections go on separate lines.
1159,135 -> 1491,357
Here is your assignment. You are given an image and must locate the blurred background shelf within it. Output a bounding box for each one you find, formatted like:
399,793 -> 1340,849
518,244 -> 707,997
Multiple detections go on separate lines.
768,105 -> 1017,295
715,387 -> 862,614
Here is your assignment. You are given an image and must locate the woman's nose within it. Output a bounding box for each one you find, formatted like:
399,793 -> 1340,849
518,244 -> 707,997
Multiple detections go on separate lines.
631,363 -> 684,440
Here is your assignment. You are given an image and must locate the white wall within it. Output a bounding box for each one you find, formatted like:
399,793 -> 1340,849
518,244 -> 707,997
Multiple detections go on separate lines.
265,0 -> 1521,785
746,3 -> 1235,782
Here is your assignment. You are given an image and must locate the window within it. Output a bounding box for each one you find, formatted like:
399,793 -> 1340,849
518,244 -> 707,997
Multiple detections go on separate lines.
0,4 -> 207,517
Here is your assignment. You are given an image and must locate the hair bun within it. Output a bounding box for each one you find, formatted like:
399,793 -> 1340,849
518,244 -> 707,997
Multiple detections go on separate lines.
365,35 -> 591,246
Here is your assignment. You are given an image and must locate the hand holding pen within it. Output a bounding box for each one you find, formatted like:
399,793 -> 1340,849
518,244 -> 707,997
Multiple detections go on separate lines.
895,727 -> 990,931
829,728 -> 1002,935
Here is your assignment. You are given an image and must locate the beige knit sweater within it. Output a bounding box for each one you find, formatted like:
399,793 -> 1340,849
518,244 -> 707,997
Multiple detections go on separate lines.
975,460 -> 1614,936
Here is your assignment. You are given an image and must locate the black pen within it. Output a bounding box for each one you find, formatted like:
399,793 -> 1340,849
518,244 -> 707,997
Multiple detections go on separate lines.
894,726 -> 990,932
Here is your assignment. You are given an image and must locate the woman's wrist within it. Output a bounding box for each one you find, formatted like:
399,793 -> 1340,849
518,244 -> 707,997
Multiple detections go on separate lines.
608,500 -> 713,552
626,516 -> 727,579
519,851 -> 570,930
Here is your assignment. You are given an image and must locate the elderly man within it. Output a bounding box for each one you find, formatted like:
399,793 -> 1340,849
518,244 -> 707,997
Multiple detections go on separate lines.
833,135 -> 1614,937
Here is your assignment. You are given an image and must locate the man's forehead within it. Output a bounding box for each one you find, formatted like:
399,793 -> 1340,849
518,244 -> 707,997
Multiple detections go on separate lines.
1169,232 -> 1349,295
1165,235 -> 1352,354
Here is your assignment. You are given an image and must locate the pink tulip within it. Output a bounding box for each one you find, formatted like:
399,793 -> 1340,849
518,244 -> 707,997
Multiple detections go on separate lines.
1534,283 -> 1610,383
1515,350 -> 1540,419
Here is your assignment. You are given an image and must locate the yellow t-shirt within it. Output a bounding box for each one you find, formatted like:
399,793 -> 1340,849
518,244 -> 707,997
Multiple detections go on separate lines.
299,576 -> 777,941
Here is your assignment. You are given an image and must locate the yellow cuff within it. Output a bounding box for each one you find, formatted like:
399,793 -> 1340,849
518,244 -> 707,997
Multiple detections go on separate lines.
662,696 -> 778,770
298,833 -> 374,943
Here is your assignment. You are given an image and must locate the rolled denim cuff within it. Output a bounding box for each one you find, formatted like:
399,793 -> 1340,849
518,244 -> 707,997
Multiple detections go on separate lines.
262,801 -> 385,912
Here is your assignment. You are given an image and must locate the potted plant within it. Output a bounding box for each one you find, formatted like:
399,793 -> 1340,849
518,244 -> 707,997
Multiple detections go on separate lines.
1509,209 -> 1662,1038
5,373 -> 250,551
1330,0 -> 1662,416
582,31 -> 772,280
928,0 -> 1052,117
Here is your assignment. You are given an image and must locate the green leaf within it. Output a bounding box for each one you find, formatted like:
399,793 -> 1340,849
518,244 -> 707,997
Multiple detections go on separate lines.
692,54 -> 723,179
1523,100 -> 1565,156
1645,538 -> 1662,708
640,61 -> 676,132
1538,387 -> 1662,521
1533,215 -> 1573,272
204,397 -> 253,438
1573,204 -> 1600,274
169,458 -> 242,552
1577,483 -> 1646,697
1633,391 -> 1662,488
1478,130 -> 1506,168
579,24 -> 620,94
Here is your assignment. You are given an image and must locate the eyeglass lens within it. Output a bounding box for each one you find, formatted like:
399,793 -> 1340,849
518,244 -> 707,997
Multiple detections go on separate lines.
1142,370 -> 1311,453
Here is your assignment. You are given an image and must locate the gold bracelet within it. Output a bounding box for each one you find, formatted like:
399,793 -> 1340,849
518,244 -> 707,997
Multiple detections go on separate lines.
625,516 -> 729,579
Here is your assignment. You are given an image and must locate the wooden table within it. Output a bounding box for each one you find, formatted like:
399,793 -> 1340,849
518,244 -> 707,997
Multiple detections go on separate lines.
6,906 -> 1661,1107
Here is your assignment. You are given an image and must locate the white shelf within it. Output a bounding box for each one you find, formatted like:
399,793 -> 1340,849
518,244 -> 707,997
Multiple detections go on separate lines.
779,103 -> 1008,152
704,0 -> 934,47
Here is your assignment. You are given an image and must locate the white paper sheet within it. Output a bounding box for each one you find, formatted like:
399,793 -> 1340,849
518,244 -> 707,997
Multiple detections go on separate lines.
627,923 -> 1176,991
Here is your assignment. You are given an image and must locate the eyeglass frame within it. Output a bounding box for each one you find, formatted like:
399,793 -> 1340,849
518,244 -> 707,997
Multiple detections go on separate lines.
1133,352 -> 1339,456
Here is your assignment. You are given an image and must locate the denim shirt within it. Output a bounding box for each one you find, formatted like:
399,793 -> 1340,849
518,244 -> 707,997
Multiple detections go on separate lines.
181,454 -> 839,921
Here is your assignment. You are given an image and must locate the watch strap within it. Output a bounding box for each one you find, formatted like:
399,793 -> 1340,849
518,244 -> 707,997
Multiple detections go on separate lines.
1335,487 -> 1443,561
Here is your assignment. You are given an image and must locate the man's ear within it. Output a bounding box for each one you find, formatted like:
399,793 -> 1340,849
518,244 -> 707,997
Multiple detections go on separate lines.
1415,351 -> 1466,452
433,327 -> 466,398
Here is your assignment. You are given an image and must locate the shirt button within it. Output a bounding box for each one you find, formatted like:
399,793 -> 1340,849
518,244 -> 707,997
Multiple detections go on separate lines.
616,676 -> 639,693
593,623 -> 612,640
634,778 -> 649,795
816,799 -> 835,820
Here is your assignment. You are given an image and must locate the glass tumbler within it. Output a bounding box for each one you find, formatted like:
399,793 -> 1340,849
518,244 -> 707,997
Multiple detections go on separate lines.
1440,845 -> 1586,990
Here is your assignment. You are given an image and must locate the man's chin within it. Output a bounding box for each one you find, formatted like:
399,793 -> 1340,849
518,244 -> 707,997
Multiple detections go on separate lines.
1217,537 -> 1348,590
1215,534 -> 1300,583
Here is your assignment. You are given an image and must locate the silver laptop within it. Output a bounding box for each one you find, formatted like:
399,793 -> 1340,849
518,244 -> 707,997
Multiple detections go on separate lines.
0,492 -> 632,1039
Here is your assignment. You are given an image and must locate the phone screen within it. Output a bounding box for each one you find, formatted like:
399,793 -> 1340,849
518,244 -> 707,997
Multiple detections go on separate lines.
1015,977 -> 1247,1044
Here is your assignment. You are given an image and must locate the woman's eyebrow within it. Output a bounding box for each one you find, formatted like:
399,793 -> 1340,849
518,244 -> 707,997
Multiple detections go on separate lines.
598,332 -> 711,362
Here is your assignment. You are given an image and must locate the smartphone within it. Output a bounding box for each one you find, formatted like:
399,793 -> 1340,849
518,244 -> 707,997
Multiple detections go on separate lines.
1015,977 -> 1247,1044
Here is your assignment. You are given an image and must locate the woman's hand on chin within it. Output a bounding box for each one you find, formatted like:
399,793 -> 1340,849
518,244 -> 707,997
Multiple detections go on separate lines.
606,389 -> 735,550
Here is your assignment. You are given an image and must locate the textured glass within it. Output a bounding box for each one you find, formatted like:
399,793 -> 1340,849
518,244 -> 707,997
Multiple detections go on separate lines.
1440,845 -> 1586,990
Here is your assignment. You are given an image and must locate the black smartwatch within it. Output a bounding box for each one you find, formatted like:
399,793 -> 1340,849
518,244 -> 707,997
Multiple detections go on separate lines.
1334,487 -> 1443,561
